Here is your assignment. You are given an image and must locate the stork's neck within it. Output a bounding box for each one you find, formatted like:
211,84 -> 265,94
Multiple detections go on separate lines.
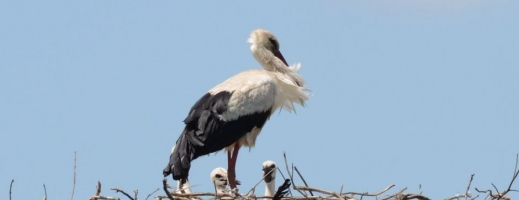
250,45 -> 284,70
265,180 -> 275,197
216,186 -> 226,194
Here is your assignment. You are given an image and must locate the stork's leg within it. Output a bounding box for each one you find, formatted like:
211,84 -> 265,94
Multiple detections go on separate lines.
227,143 -> 241,189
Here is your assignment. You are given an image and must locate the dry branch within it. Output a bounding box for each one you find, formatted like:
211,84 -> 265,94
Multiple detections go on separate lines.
43,184 -> 48,200
9,179 -> 14,200
147,153 -> 519,199
87,181 -> 121,200
245,166 -> 277,196
283,152 -> 308,198
96,181 -> 102,196
466,174 -> 475,200
111,188 -> 135,200
145,188 -> 159,200
71,151 -> 77,200
379,187 -> 407,200
162,178 -> 175,200
342,184 -> 395,196
445,193 -> 474,200
445,174 -> 476,200
296,186 -> 343,198
294,166 -> 314,196
475,154 -> 519,200
88,197 -> 121,200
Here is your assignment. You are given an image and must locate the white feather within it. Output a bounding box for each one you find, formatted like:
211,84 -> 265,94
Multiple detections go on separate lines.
216,28 -> 310,151
210,69 -> 277,121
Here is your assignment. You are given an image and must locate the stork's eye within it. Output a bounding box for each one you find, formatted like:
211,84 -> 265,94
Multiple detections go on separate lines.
271,164 -> 276,168
215,174 -> 222,178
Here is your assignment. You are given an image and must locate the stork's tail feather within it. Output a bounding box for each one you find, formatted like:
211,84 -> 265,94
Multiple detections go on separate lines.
163,134 -> 193,180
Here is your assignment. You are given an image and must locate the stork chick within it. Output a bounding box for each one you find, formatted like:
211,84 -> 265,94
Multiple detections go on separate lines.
263,160 -> 277,197
210,167 -> 229,194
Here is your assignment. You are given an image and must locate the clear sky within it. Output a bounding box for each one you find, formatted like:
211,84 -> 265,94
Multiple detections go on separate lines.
1,1 -> 518,199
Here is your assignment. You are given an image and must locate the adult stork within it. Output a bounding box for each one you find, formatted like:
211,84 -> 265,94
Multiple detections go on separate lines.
163,28 -> 310,189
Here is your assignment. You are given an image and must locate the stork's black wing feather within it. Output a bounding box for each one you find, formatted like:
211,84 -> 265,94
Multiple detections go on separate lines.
164,91 -> 272,180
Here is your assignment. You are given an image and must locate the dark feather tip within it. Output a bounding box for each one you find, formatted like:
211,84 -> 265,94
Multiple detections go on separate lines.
273,179 -> 291,200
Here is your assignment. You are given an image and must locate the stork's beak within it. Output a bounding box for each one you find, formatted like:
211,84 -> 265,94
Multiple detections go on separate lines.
263,167 -> 274,183
274,50 -> 289,67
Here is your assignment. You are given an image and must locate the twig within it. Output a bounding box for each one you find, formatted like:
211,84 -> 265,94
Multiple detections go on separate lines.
339,185 -> 344,199
88,197 -> 121,200
475,154 -> 519,200
144,188 -> 159,200
96,181 -> 102,196
162,178 -> 175,200
491,183 -> 500,196
43,184 -> 48,200
245,166 -> 279,197
157,192 -> 231,198
276,167 -> 292,197
294,166 -> 314,196
9,179 -> 14,200
477,189 -> 511,200
380,187 -> 407,200
212,180 -> 220,198
501,153 -> 519,197
233,189 -> 243,199
465,174 -> 475,200
343,184 -> 395,196
134,190 -> 138,200
446,193 -> 472,200
296,186 -> 342,197
283,152 -> 307,198
87,181 -> 122,200
445,179 -> 476,200
71,151 -> 77,200
111,188 -> 135,200
292,163 -> 302,196
277,167 -> 288,181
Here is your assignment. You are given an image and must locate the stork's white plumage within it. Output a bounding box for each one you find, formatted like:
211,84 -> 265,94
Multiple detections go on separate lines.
262,160 -> 277,197
175,178 -> 191,194
210,167 -> 229,194
163,28 -> 310,189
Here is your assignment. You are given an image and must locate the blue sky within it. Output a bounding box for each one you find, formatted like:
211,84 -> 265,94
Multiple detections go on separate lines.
1,1 -> 518,199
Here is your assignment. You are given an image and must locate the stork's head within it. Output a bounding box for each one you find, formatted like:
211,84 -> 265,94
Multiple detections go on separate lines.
210,167 -> 228,193
262,160 -> 277,183
248,28 -> 289,67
